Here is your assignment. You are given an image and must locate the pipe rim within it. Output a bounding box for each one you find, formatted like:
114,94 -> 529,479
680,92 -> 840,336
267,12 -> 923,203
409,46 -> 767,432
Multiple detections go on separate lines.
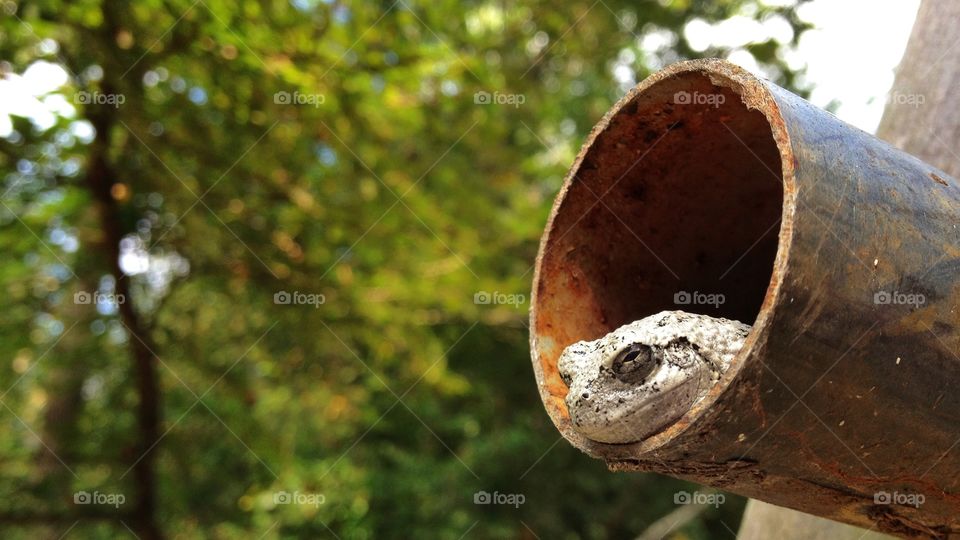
529,58 -> 798,456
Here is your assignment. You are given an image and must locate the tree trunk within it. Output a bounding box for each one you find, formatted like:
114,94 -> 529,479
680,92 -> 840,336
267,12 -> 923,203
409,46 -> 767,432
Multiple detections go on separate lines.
739,0 -> 957,537
738,500 -> 892,540
875,0 -> 960,166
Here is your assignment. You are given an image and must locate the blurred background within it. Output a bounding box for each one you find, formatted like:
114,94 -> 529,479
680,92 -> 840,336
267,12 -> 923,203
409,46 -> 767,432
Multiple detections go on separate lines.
0,0 -> 917,538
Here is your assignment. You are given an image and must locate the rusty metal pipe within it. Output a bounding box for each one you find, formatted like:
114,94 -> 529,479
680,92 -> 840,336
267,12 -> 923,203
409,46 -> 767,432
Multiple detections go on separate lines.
529,59 -> 960,537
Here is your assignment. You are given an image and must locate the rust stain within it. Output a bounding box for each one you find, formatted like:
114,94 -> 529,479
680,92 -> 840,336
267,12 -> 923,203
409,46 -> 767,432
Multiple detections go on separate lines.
929,172 -> 948,186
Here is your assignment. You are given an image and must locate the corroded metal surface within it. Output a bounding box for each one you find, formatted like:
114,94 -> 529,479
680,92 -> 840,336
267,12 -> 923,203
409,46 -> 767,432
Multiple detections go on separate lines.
529,59 -> 960,537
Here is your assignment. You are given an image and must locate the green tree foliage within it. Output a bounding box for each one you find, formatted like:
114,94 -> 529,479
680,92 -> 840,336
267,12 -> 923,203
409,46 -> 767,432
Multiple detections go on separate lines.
0,0 -> 809,537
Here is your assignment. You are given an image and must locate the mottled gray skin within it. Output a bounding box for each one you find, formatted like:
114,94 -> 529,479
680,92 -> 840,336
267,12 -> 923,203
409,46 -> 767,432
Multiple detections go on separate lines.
557,310 -> 750,444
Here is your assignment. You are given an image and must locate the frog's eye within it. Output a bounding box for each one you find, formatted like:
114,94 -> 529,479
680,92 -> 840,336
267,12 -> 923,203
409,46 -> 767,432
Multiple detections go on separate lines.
612,343 -> 657,384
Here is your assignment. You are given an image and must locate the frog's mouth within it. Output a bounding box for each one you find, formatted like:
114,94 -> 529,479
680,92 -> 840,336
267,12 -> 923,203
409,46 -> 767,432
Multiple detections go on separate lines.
566,359 -> 710,445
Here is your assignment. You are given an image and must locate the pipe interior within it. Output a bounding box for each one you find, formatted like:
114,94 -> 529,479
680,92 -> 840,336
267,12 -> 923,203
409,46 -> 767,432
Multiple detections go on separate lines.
534,72 -> 784,408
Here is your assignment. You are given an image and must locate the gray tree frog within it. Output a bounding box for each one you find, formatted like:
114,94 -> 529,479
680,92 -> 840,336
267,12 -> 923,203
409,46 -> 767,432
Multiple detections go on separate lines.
557,310 -> 750,444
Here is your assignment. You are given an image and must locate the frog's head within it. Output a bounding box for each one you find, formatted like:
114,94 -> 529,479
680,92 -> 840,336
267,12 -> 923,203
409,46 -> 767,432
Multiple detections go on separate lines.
557,323 -> 707,444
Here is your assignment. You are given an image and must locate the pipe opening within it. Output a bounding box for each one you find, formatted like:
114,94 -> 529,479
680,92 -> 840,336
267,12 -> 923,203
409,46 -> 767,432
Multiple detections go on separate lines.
532,69 -> 786,440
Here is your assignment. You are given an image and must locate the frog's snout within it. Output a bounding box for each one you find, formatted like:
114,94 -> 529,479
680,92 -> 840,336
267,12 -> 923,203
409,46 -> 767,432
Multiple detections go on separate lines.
564,388 -> 595,427
556,341 -> 588,388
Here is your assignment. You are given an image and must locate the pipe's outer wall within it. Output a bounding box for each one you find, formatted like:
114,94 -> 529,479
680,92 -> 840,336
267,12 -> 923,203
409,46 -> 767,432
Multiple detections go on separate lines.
529,59 -> 960,537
